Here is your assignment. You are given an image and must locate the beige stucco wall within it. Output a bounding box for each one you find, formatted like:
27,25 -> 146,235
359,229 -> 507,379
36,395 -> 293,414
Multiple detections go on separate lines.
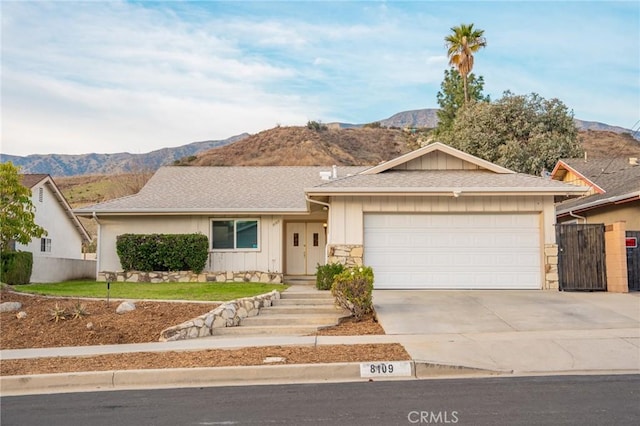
558,201 -> 640,230
97,215 -> 284,274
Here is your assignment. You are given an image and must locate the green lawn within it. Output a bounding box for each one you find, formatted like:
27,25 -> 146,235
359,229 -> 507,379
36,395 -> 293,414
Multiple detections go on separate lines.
11,280 -> 289,301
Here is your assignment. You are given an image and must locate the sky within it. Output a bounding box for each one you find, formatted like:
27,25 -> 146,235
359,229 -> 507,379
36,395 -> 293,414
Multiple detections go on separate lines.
1,1 -> 638,156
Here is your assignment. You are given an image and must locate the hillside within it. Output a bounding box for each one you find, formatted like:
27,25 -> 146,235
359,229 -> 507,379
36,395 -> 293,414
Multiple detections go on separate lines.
579,130 -> 640,158
2,134 -> 247,176
4,108 -> 637,177
186,126 -> 415,167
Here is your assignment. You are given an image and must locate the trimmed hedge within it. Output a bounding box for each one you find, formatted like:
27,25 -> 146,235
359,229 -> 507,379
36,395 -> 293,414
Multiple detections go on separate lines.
1,251 -> 33,285
116,233 -> 208,273
316,262 -> 345,290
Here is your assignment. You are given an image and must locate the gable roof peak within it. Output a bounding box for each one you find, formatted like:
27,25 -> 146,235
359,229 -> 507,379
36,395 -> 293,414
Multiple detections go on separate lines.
360,142 -> 514,175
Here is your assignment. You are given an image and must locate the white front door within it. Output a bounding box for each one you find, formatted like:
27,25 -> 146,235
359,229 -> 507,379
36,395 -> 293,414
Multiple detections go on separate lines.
286,222 -> 326,275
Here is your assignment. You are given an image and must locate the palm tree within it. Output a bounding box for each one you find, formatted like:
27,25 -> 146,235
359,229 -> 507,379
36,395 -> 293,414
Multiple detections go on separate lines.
445,23 -> 487,104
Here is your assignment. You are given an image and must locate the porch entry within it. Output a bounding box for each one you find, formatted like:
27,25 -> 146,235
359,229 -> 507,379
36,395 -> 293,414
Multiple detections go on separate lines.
285,222 -> 326,275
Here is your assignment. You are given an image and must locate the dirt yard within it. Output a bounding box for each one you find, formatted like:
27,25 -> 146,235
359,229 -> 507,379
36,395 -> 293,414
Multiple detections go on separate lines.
0,289 -> 408,376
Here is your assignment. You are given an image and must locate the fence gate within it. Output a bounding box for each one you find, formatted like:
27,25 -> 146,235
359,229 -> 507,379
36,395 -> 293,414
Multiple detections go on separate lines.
556,224 -> 607,291
627,231 -> 640,291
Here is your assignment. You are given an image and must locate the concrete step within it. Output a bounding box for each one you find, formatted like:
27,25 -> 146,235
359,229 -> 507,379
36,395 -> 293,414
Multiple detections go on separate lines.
260,305 -> 344,315
281,292 -> 333,300
241,314 -> 343,326
272,298 -> 335,306
211,325 -> 321,336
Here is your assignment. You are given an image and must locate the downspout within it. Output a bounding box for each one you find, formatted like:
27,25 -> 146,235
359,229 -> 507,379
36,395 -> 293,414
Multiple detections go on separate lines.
568,210 -> 587,224
92,212 -> 101,277
305,196 -> 331,263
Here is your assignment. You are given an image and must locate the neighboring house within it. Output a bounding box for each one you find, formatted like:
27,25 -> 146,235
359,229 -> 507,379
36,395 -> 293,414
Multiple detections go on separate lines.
551,157 -> 640,229
18,174 -> 94,282
76,143 -> 586,290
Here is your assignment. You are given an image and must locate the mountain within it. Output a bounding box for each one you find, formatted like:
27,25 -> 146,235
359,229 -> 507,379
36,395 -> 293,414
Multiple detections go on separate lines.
373,109 -> 638,140
4,108 -> 638,176
1,134 -> 248,176
378,109 -> 440,128
574,119 -> 638,137
188,126 -> 412,167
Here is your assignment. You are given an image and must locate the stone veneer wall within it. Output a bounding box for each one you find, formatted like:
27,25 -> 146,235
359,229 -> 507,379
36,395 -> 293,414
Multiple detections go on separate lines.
543,244 -> 559,290
327,244 -> 363,267
98,270 -> 283,284
159,290 -> 280,341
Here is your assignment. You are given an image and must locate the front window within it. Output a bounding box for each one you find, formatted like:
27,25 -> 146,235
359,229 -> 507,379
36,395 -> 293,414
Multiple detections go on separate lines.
211,219 -> 259,250
40,238 -> 51,252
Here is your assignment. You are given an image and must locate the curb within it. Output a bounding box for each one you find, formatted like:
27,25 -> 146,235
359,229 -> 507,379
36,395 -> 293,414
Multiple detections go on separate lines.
0,361 -> 504,396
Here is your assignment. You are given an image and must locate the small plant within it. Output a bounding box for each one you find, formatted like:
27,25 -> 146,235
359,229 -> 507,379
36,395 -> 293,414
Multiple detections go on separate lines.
331,266 -> 374,321
306,120 -> 327,131
316,263 -> 345,290
49,303 -> 68,323
70,301 -> 89,319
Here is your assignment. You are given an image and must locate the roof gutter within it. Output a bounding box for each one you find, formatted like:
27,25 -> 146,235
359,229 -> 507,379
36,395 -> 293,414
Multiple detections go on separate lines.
568,210 -> 587,224
557,191 -> 640,216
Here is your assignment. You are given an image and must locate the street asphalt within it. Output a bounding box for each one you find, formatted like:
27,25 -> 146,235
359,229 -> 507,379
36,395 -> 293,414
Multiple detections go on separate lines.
1,289 -> 638,396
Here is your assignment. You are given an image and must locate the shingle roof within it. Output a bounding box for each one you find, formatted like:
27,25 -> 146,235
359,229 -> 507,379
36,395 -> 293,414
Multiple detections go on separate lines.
19,174 -> 49,188
306,170 -> 587,194
555,158 -> 640,212
76,166 -> 366,214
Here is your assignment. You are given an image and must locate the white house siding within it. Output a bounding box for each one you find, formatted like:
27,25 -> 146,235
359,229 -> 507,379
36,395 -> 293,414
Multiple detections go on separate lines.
16,181 -> 84,260
97,215 -> 283,274
328,195 -> 555,245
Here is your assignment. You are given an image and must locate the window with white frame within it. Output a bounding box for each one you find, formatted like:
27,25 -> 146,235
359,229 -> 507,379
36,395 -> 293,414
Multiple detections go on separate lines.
40,238 -> 51,252
211,219 -> 259,250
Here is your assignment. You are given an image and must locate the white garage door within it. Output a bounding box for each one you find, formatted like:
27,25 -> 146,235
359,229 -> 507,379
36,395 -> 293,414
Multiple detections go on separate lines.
364,214 -> 541,289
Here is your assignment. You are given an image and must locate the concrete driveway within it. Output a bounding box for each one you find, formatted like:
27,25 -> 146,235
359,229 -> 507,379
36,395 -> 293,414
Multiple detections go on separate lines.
373,290 -> 640,374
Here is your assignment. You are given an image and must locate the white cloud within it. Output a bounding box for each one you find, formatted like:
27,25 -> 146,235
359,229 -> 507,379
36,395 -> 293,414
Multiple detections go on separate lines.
1,1 -> 638,155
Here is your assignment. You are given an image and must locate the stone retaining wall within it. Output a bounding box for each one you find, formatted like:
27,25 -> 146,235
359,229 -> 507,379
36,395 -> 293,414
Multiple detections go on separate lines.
159,290 -> 281,342
98,270 -> 283,284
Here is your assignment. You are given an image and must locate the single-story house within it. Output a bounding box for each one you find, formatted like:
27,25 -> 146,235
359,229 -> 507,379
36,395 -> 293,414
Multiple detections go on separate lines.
18,174 -> 94,282
551,157 -> 640,229
76,142 -> 587,290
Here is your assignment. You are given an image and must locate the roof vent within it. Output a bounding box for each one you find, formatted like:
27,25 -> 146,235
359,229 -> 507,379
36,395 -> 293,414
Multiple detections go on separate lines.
629,157 -> 638,166
319,171 -> 332,180
332,165 -> 338,179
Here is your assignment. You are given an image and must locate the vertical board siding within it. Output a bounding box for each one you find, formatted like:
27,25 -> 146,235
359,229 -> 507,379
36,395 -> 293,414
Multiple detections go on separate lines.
556,224 -> 607,291
627,230 -> 640,291
329,195 -> 554,247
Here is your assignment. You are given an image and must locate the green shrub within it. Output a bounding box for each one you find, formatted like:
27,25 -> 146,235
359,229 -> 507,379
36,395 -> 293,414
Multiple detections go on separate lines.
331,266 -> 374,320
0,251 -> 33,285
316,262 -> 345,290
306,120 -> 327,131
116,233 -> 208,273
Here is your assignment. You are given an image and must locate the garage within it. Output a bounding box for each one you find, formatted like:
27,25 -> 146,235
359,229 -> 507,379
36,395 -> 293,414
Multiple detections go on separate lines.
364,213 -> 541,289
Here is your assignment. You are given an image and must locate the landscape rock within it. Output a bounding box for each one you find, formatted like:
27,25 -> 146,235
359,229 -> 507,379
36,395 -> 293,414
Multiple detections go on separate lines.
116,301 -> 136,314
0,302 -> 22,313
16,311 -> 27,319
